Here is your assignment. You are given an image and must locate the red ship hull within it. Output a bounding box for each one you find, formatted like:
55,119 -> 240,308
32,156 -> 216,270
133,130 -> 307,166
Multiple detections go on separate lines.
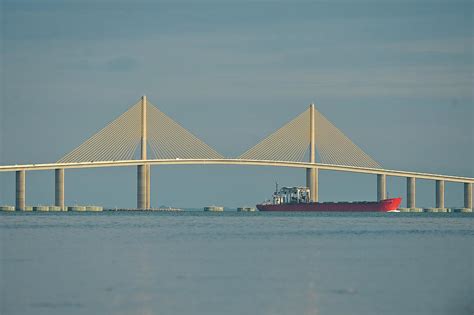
256,197 -> 402,212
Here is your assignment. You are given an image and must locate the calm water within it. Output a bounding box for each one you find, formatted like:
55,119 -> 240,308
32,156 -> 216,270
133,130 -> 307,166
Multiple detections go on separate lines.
1,211 -> 473,315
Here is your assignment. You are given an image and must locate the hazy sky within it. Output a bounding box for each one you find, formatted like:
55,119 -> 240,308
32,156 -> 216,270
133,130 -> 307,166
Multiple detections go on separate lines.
1,0 -> 473,208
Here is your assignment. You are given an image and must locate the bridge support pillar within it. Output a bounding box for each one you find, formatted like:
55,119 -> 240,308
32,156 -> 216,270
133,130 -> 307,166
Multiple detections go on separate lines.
435,180 -> 445,209
377,174 -> 386,201
407,177 -> 416,209
15,170 -> 26,211
137,165 -> 147,209
465,183 -> 473,209
55,168 -> 65,210
306,168 -> 318,202
146,165 -> 151,209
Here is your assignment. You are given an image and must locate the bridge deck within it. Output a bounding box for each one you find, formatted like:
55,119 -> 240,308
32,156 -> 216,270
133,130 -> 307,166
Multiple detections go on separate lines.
0,159 -> 472,183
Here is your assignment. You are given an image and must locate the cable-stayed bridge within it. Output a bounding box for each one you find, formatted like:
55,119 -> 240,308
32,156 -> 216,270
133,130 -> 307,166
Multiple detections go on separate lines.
1,96 -> 472,211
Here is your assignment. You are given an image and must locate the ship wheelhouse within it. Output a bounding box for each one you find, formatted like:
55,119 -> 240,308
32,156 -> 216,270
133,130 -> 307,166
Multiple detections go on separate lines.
273,186 -> 311,204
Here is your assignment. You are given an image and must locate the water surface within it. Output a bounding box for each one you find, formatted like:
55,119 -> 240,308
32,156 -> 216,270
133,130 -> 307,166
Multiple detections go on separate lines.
1,211 -> 473,315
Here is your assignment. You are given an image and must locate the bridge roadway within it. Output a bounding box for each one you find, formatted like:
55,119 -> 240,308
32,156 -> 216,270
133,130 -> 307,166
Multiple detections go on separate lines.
1,159 -> 473,184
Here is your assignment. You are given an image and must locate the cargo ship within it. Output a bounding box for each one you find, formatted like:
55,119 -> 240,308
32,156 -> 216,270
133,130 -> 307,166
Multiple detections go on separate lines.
256,185 -> 402,212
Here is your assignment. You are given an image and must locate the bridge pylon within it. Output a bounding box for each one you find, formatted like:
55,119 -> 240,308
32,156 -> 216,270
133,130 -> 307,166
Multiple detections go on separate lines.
306,103 -> 318,202
137,95 -> 149,210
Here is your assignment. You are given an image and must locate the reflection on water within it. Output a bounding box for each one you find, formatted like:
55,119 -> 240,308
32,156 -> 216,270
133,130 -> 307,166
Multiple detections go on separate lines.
1,211 -> 473,315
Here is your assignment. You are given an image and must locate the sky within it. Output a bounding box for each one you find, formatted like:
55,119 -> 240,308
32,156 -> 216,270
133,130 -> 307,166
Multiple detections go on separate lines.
0,0 -> 473,209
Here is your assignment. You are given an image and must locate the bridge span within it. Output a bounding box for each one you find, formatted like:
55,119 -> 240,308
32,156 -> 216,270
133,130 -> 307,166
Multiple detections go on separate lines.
1,159 -> 473,183
1,96 -> 472,211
